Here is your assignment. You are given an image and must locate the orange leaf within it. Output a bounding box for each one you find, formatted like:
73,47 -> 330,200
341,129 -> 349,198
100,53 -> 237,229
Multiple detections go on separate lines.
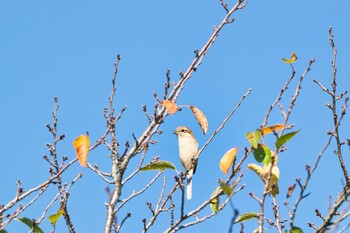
190,105 -> 208,134
262,124 -> 293,135
73,134 -> 90,167
262,124 -> 284,135
161,100 -> 177,114
219,148 -> 238,175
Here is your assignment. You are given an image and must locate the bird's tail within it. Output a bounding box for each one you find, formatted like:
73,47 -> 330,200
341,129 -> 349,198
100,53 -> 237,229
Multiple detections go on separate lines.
186,177 -> 192,200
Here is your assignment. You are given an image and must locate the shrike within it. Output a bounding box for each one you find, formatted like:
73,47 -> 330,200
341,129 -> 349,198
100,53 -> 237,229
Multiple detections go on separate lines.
174,126 -> 199,200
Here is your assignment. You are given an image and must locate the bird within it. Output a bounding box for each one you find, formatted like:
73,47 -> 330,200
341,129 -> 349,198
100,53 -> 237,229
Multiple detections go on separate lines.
174,126 -> 199,200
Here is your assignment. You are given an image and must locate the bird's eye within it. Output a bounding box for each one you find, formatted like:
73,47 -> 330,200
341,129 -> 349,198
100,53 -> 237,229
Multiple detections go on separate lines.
181,129 -> 186,133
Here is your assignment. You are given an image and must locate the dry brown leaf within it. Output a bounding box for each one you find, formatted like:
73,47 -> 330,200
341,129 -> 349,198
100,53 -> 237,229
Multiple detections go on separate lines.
219,148 -> 238,175
286,183 -> 296,198
161,100 -> 177,114
190,105 -> 208,134
73,134 -> 90,167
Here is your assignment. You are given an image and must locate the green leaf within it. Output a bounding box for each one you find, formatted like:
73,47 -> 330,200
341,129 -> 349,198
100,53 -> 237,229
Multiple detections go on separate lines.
234,212 -> 259,224
16,217 -> 44,233
140,161 -> 176,171
218,179 -> 233,196
285,226 -> 303,233
252,144 -> 271,165
261,145 -> 272,165
0,230 -> 8,233
48,208 -> 64,226
245,130 -> 262,149
275,130 -> 300,150
210,187 -> 221,214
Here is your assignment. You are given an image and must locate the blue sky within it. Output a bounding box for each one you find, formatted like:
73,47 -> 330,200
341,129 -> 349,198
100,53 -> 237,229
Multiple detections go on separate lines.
1,1 -> 350,232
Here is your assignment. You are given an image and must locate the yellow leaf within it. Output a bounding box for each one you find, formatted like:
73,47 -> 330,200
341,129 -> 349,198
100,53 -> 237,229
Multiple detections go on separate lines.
219,148 -> 238,175
282,51 -> 298,64
219,179 -> 233,196
271,166 -> 280,179
268,166 -> 280,196
210,187 -> 221,214
262,162 -> 280,196
48,208 -> 64,225
161,100 -> 177,114
190,105 -> 208,134
247,163 -> 264,177
73,134 -> 90,167
248,162 -> 280,196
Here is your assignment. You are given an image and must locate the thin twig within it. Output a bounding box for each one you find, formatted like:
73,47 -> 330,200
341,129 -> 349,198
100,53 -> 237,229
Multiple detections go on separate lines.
164,179 -> 245,232
86,163 -> 114,184
281,58 -> 316,136
115,171 -> 163,213
0,153 -> 77,223
0,184 -> 49,230
328,26 -> 349,183
329,203 -> 350,232
116,213 -> 131,233
122,149 -> 148,185
262,65 -> 296,128
198,88 -> 252,157
37,188 -> 64,224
